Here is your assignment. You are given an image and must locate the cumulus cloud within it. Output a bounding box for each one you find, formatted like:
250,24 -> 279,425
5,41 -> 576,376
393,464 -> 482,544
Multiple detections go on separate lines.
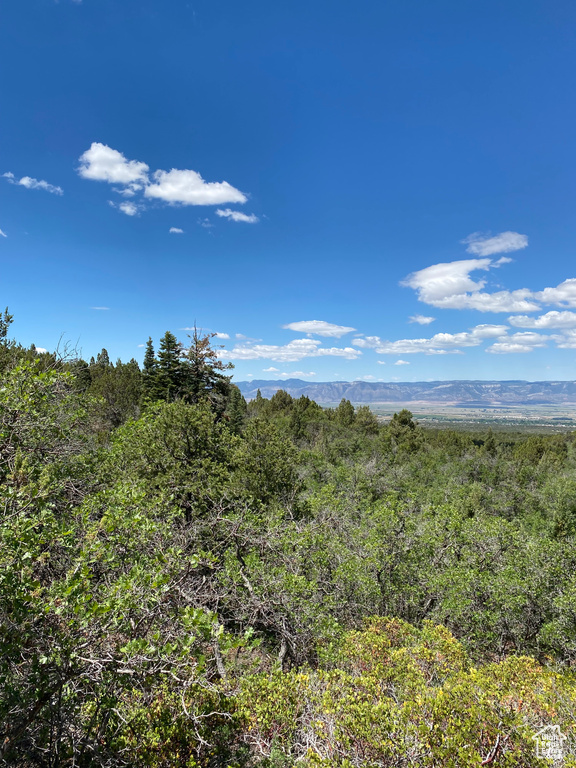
214,332 -> 230,339
409,315 -> 435,325
394,360 -> 410,365
218,338 -> 361,362
554,331 -> 576,349
216,208 -> 259,223
401,258 -> 540,312
403,255 -> 576,314
263,366 -> 279,372
169,227 -> 184,234
78,143 -> 250,214
536,279 -> 576,308
145,170 -> 246,206
353,324 -> 508,355
35,346 -> 48,353
282,320 -> 356,338
486,332 -> 548,354
78,143 -> 149,185
508,311 -> 576,329
462,231 -> 528,256
4,171 -> 63,195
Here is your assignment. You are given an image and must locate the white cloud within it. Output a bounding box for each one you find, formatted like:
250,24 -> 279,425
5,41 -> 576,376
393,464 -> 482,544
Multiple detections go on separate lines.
359,374 -> 376,380
4,171 -> 63,195
91,306 -> 110,310
409,315 -> 435,325
486,332 -> 548,354
215,208 -> 259,223
394,360 -> 410,366
19,176 -> 63,195
353,324 -> 508,355
401,258 -> 540,312
169,227 -> 184,234
199,218 -> 214,229
214,332 -> 230,339
219,338 -> 362,362
403,258 -> 491,302
145,169 -> 246,206
536,279 -> 576,308
279,371 -> 316,377
118,201 -> 139,216
377,360 -> 386,365
0,229 -> 6,238
462,231 -> 528,256
78,143 -> 149,185
554,331 -> 576,349
79,143 -> 250,214
487,343 -> 538,354
263,366 -> 279,372
35,346 -> 47,353
282,320 -> 356,338
109,200 -> 141,216
508,311 -> 576,329
404,254 -> 576,316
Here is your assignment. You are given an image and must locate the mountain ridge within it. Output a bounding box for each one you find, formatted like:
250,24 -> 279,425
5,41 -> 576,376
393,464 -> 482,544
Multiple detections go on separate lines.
235,379 -> 576,405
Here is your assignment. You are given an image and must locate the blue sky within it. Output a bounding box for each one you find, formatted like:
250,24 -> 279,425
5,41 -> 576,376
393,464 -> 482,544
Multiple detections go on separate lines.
3,0 -> 576,383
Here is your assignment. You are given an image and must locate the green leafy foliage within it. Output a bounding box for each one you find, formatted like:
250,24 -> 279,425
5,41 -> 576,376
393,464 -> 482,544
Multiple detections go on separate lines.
5,315 -> 576,765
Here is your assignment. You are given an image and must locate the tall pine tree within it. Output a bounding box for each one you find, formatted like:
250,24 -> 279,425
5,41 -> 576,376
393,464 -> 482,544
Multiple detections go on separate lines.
157,331 -> 185,401
141,337 -> 161,402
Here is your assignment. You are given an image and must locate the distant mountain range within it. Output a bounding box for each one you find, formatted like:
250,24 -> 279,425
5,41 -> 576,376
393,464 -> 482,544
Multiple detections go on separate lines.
235,379 -> 576,406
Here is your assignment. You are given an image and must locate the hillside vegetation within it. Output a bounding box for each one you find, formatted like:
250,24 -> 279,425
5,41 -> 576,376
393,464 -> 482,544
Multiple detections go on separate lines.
2,315 -> 576,767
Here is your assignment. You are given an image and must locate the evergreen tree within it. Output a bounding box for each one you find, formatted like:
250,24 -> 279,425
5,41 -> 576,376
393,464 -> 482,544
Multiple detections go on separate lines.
388,409 -> 422,453
0,308 -> 17,373
96,348 -> 111,368
227,385 -> 247,433
269,389 -> 294,412
141,337 -> 160,402
89,359 -> 142,428
0,307 -> 13,343
355,405 -> 379,435
335,398 -> 355,427
70,358 -> 92,392
157,331 -> 184,401
181,327 -> 232,412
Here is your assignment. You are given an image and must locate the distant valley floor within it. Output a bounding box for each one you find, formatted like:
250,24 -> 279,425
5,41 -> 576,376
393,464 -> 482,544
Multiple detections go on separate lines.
236,378 -> 576,432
